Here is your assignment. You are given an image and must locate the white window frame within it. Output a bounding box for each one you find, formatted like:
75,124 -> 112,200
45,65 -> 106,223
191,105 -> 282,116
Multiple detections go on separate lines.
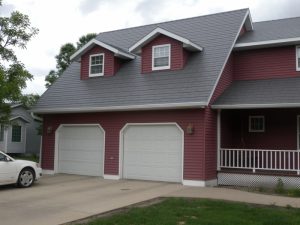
89,53 -> 104,77
152,44 -> 171,71
249,116 -> 265,132
296,46 -> 300,71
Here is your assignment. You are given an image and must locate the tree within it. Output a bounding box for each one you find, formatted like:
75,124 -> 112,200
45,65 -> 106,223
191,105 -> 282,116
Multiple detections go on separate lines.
45,33 -> 97,88
0,0 -> 38,123
20,94 -> 40,109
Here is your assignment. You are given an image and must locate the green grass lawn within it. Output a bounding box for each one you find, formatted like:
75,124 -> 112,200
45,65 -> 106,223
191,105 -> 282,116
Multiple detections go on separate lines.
79,198 -> 300,225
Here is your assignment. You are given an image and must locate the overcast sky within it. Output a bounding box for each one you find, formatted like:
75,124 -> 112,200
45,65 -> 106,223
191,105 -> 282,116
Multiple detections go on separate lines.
2,0 -> 300,95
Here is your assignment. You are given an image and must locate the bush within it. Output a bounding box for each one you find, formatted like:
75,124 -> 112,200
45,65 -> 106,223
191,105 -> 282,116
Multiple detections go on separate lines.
275,178 -> 285,194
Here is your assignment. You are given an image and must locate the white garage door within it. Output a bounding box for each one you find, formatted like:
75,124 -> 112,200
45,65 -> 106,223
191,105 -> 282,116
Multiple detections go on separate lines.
122,124 -> 183,182
58,125 -> 104,176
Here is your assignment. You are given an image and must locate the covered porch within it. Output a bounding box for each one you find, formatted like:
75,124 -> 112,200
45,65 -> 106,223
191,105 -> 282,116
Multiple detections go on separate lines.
216,108 -> 300,187
212,78 -> 300,187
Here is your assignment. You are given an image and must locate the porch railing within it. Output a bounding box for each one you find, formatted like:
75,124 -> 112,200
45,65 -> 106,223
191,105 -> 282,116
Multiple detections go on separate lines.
219,148 -> 300,175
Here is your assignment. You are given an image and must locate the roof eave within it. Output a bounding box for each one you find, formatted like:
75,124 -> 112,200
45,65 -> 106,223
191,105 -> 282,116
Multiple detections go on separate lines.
234,37 -> 300,50
212,103 -> 300,109
32,102 -> 207,114
129,27 -> 203,54
70,39 -> 135,61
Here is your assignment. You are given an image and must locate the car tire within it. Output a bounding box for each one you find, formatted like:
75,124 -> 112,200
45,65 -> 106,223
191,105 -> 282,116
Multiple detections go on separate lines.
18,168 -> 35,188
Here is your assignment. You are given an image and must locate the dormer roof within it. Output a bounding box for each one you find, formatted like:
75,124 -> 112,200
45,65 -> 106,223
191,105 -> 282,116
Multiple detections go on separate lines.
70,39 -> 135,61
129,27 -> 203,54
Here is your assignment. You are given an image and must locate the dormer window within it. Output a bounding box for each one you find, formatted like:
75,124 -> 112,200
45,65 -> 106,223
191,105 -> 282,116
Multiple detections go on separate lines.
152,44 -> 171,70
89,53 -> 104,77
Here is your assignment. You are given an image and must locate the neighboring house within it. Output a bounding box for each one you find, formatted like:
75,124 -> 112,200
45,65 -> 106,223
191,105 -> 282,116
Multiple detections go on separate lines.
33,8 -> 300,188
0,104 -> 41,155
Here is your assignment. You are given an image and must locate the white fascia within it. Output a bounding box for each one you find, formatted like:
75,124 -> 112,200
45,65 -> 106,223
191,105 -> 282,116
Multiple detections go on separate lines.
129,27 -> 203,54
70,39 -> 135,61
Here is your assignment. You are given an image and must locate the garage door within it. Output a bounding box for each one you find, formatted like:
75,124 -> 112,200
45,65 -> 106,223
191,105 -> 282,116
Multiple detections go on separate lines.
58,125 -> 104,176
122,124 -> 183,182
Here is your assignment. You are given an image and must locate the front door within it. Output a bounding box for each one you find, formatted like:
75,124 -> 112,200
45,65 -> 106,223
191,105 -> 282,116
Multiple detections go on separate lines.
0,153 -> 16,184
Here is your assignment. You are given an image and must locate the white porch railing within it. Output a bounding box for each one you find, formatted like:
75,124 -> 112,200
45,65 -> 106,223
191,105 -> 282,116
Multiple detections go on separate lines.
219,148 -> 300,175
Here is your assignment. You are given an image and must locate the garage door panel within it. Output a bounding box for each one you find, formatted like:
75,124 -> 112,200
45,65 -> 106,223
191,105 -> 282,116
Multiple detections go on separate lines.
58,125 -> 104,177
123,124 -> 182,182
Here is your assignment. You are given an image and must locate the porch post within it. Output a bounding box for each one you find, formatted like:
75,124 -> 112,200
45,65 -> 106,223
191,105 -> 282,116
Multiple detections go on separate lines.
217,109 -> 221,171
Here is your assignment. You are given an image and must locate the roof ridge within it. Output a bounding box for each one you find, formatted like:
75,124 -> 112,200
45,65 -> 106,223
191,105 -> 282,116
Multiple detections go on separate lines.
96,8 -> 249,36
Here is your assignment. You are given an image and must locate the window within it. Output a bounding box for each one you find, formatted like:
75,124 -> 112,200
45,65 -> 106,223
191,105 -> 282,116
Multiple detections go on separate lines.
11,125 -> 22,142
0,125 -> 4,142
0,152 -> 6,161
152,44 -> 170,70
89,53 -> 104,77
297,46 -> 300,71
249,116 -> 265,132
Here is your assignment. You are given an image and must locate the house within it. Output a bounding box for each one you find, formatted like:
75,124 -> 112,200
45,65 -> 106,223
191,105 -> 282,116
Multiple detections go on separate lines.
0,104 -> 41,155
33,8 -> 300,188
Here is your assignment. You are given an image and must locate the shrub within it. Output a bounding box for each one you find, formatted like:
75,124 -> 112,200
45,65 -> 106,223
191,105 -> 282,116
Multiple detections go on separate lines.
275,178 -> 285,194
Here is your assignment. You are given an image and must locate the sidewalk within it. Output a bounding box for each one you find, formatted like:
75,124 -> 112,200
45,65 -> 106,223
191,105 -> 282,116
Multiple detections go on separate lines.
166,186 -> 300,208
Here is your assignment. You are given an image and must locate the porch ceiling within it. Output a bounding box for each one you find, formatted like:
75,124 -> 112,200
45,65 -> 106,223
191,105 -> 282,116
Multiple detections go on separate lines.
212,77 -> 300,109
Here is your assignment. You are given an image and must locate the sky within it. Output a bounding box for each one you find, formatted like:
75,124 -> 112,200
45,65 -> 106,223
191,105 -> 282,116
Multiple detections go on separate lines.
1,0 -> 300,95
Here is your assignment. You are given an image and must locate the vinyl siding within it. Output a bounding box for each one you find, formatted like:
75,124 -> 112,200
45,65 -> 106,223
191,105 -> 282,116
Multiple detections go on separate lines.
41,109 -> 208,180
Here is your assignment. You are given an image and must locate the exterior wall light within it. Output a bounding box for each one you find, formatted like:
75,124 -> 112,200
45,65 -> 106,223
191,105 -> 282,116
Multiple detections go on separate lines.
186,123 -> 194,135
47,126 -> 53,134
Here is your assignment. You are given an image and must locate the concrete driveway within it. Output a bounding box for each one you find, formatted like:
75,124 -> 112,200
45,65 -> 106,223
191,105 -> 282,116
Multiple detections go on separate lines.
0,174 -> 184,225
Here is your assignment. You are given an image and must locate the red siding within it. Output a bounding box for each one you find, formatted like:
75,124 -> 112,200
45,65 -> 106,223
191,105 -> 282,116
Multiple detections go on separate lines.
210,55 -> 234,104
41,109 -> 210,181
234,46 -> 300,80
221,109 -> 298,150
141,34 -> 188,73
80,46 -> 120,79
204,108 -> 218,180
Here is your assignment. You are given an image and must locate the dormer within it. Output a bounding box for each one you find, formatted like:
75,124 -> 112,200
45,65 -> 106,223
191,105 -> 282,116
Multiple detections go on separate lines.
70,39 -> 135,80
129,27 -> 203,73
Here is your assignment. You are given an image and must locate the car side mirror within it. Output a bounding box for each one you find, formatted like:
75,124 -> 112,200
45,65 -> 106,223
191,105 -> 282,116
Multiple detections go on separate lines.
5,156 -> 11,162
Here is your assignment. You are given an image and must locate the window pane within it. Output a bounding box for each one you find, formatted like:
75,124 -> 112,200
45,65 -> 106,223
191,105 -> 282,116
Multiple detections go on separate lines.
91,65 -> 103,74
91,55 -> 103,65
154,46 -> 169,58
250,117 -> 264,132
12,125 -> 21,142
154,57 -> 169,67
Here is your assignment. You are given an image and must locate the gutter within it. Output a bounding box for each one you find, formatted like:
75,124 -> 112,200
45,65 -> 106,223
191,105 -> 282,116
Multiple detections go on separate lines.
32,102 -> 207,114
31,112 -> 43,121
211,103 -> 300,109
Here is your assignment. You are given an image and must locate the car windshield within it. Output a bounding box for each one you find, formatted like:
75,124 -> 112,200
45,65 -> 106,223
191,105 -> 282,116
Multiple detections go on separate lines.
0,152 -> 6,161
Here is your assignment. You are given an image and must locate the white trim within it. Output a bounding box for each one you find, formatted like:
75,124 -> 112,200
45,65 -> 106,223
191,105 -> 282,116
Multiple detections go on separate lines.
70,39 -> 135,61
235,37 -> 300,49
9,116 -> 30,123
103,174 -> 120,180
296,46 -> 300,71
54,124 -> 105,176
4,127 -> 8,153
152,44 -> 171,71
31,112 -> 43,122
32,102 -> 206,114
182,179 -> 217,187
89,53 -> 104,77
297,115 -> 300,150
212,103 -> 300,109
208,10 -> 251,104
249,115 -> 265,133
42,169 -> 55,175
217,110 -> 221,171
129,27 -> 203,54
119,123 -> 184,183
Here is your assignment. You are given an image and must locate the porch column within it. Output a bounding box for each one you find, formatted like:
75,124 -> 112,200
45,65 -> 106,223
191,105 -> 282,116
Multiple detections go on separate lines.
217,109 -> 221,171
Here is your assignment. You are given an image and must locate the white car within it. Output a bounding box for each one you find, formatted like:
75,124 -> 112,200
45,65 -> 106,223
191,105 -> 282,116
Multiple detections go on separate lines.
0,151 -> 42,188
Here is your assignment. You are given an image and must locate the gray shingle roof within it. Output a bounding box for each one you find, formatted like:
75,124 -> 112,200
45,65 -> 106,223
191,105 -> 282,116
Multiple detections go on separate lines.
237,16 -> 300,44
33,9 -> 248,113
212,77 -> 300,109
